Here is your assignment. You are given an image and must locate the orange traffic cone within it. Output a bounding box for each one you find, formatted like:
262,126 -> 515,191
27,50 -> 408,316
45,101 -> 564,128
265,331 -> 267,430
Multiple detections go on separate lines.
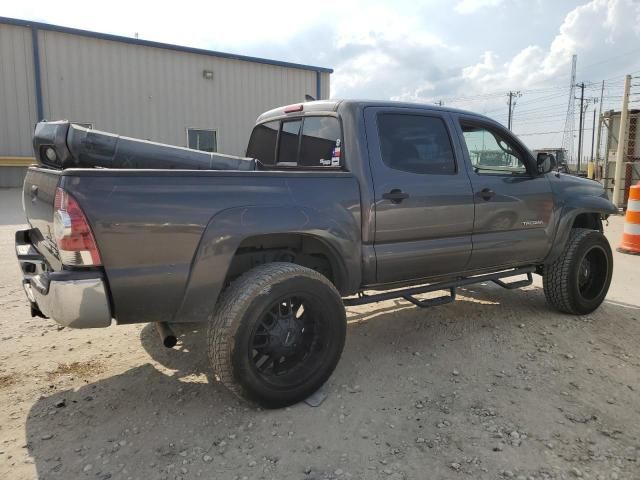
618,182 -> 640,255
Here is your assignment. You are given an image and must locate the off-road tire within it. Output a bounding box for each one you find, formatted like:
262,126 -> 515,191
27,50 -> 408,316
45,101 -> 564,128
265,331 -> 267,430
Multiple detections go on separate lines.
208,262 -> 346,408
543,228 -> 613,314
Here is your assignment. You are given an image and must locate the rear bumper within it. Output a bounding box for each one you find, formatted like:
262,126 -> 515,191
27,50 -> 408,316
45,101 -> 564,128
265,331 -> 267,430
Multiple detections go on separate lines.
16,229 -> 112,328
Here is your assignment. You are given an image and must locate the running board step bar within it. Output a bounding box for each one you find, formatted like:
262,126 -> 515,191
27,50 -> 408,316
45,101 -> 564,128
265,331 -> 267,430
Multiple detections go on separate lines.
491,272 -> 533,290
402,288 -> 456,309
343,266 -> 535,307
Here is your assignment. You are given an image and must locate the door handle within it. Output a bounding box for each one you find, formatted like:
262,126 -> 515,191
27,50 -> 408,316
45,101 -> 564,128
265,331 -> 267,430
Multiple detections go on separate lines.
479,188 -> 495,201
382,189 -> 409,204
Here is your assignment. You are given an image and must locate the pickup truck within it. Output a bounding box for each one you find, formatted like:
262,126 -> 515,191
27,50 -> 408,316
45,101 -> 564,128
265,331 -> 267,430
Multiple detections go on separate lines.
16,100 -> 617,408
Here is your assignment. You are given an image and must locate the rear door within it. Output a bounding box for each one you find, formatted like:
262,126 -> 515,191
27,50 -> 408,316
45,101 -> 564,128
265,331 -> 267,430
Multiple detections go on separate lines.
454,115 -> 554,269
364,107 -> 475,284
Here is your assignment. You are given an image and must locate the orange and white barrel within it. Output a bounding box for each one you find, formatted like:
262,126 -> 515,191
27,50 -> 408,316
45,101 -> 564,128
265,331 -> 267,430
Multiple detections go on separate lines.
618,182 -> 640,255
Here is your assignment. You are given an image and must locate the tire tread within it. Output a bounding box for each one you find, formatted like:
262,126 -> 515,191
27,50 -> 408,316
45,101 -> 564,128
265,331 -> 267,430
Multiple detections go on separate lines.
207,262 -> 343,404
543,228 -> 608,314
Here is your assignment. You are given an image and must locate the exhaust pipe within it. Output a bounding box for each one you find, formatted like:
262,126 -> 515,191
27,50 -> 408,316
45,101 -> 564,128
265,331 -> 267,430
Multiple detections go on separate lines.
155,322 -> 177,348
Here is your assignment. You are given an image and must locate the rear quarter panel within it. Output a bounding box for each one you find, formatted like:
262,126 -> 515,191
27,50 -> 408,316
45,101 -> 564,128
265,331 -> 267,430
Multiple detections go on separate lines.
61,170 -> 361,324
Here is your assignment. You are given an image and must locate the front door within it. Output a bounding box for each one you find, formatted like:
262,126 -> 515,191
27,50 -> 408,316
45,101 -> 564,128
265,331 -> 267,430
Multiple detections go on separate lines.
364,107 -> 475,284
454,116 -> 554,269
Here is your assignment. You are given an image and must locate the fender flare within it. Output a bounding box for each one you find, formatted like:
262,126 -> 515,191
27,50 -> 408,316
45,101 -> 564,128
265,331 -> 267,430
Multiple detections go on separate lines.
172,204 -> 361,323
545,195 -> 617,264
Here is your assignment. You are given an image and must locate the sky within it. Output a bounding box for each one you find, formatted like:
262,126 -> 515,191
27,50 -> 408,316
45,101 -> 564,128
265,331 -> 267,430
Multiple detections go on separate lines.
3,0 -> 640,154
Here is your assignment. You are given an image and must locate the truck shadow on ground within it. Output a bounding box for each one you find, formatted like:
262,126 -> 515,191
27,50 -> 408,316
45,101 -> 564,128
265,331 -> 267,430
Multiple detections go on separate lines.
23,285 -> 640,479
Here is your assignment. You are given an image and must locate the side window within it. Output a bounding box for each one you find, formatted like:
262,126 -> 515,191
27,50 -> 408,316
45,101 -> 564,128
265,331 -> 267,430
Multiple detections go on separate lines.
188,128 -> 217,152
277,120 -> 302,164
460,125 -> 527,175
246,120 -> 278,164
377,114 -> 456,175
299,117 -> 342,167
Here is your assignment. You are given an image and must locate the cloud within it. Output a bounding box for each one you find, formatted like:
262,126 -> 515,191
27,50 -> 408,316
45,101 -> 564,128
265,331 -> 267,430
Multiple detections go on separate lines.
330,12 -> 450,99
4,0 -> 640,150
398,0 -> 640,104
235,3 -> 452,100
455,0 -> 503,14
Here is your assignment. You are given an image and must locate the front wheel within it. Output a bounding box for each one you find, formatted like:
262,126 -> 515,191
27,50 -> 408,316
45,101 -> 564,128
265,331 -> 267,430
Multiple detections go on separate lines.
208,263 -> 346,408
543,228 -> 613,314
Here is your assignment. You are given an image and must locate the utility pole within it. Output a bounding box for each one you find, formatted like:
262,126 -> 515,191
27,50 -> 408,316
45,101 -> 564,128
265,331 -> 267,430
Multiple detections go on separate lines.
595,80 -> 605,165
576,82 -> 585,171
590,108 -> 596,162
580,98 -> 598,171
507,91 -> 521,130
562,55 -> 577,165
612,74 -> 632,207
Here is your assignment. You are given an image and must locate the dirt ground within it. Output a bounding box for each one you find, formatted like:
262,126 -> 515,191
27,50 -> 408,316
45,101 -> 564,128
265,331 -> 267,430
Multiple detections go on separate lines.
1,187 -> 639,480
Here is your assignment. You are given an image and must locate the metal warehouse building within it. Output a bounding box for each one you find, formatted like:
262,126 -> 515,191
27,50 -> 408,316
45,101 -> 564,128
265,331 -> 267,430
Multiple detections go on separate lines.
0,17 -> 332,187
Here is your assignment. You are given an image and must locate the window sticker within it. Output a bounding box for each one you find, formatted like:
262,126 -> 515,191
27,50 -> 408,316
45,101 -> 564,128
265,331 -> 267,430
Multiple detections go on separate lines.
330,139 -> 341,166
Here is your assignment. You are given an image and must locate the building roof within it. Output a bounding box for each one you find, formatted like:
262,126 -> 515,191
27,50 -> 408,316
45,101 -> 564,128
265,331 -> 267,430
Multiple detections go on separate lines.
0,16 -> 333,74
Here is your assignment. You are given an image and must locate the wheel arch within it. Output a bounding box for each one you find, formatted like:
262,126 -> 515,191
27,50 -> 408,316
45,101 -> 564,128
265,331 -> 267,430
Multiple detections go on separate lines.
571,212 -> 603,232
172,205 -> 361,323
545,196 -> 616,264
226,232 -> 350,294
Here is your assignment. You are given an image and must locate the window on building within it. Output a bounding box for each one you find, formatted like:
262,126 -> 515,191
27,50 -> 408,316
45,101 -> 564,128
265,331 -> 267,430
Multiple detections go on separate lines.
299,116 -> 341,167
187,129 -> 217,152
246,120 -> 278,164
377,114 -> 456,175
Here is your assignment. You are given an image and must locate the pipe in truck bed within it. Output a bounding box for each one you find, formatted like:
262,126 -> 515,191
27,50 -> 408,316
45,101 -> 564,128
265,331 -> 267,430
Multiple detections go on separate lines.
32,121 -> 257,171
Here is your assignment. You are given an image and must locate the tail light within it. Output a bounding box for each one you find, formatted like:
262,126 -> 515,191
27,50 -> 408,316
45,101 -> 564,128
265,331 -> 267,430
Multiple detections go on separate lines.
284,103 -> 304,113
53,187 -> 102,266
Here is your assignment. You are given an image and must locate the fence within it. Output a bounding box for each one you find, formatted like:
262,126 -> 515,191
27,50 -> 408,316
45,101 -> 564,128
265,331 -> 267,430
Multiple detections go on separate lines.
598,111 -> 640,205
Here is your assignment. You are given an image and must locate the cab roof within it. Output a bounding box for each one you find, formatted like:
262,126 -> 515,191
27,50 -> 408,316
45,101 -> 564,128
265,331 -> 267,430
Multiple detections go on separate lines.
256,99 -> 496,124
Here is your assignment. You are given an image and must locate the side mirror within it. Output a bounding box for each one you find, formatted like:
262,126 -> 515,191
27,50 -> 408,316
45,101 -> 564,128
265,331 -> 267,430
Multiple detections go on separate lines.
536,153 -> 555,175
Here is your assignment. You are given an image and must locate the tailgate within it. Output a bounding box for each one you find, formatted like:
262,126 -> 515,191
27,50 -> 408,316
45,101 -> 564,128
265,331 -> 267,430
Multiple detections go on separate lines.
22,167 -> 63,270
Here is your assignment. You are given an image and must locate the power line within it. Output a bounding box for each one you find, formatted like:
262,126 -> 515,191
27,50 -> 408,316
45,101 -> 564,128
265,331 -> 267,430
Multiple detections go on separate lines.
509,104 -> 569,115
516,128 -> 594,136
577,46 -> 640,71
428,84 -> 572,106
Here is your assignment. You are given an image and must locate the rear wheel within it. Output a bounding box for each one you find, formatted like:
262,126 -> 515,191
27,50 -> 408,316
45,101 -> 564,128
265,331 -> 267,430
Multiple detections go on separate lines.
543,228 -> 613,314
208,263 -> 346,408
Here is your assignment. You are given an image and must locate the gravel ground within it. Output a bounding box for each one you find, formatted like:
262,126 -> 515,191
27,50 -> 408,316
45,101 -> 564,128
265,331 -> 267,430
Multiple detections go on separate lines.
0,187 -> 639,480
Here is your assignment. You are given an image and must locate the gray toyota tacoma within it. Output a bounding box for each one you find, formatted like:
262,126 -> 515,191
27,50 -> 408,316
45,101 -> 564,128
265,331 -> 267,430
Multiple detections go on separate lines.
16,100 -> 617,408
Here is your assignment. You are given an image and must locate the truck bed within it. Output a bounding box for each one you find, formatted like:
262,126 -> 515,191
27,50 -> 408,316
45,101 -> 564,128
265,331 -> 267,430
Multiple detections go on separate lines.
21,165 -> 362,326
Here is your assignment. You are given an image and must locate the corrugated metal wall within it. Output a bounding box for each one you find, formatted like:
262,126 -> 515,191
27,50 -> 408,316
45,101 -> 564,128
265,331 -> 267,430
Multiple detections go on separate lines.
320,72 -> 330,100
0,20 -> 332,183
0,24 -> 37,157
38,29 -> 324,156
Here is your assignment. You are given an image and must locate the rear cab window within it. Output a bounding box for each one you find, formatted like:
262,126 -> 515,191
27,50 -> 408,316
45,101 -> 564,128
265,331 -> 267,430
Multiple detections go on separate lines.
246,120 -> 278,164
278,120 -> 302,165
246,116 -> 343,169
